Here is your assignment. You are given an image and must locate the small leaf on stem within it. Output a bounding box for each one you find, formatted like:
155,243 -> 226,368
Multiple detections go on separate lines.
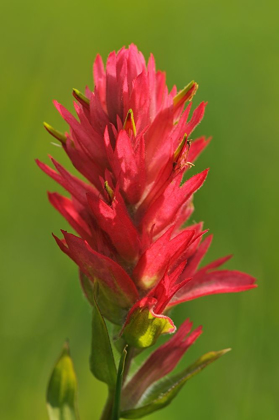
121,348 -> 230,418
90,282 -> 117,388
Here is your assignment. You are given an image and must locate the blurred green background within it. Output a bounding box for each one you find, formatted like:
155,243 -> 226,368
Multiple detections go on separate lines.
1,0 -> 278,419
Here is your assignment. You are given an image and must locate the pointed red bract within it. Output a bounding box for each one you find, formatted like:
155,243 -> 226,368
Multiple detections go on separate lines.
133,227 -> 196,289
169,270 -> 256,306
140,169 -> 209,236
87,189 -> 141,262
54,231 -> 139,309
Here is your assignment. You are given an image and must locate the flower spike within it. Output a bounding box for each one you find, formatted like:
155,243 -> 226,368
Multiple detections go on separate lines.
38,45 -> 256,419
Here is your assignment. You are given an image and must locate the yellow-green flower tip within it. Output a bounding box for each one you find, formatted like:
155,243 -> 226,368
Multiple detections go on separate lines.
123,109 -> 137,137
43,122 -> 66,144
173,81 -> 198,106
174,133 -> 188,161
72,88 -> 90,105
104,181 -> 114,203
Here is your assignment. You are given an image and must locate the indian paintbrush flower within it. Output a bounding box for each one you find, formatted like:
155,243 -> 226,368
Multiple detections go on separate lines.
39,45 -> 256,419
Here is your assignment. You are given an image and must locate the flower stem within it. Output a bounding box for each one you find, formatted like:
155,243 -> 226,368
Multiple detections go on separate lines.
122,346 -> 134,385
100,345 -> 133,420
100,389 -> 114,420
111,345 -> 128,420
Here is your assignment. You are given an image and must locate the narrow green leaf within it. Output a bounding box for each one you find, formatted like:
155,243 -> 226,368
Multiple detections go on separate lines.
112,345 -> 128,420
121,349 -> 230,419
90,282 -> 117,388
46,342 -> 79,420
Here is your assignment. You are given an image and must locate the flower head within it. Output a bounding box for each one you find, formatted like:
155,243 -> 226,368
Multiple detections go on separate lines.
38,45 -> 256,410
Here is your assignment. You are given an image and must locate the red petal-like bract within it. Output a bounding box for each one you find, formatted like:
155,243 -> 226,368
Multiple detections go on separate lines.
38,44 -> 256,402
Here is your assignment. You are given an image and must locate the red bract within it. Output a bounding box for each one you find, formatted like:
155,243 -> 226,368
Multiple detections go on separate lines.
37,44 -> 256,339
122,319 -> 202,410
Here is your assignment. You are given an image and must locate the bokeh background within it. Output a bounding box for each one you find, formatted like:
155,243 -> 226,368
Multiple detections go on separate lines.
1,0 -> 278,419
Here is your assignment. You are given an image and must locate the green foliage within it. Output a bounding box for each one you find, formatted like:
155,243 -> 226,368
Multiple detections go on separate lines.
121,349 -> 230,418
46,342 -> 79,420
89,281 -> 117,389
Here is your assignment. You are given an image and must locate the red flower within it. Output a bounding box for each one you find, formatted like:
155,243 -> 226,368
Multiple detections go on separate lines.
37,44 -> 256,343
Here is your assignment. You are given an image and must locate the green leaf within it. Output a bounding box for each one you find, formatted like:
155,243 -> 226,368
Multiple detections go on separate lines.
90,281 -> 117,388
112,345 -> 128,420
121,349 -> 230,419
46,342 -> 79,420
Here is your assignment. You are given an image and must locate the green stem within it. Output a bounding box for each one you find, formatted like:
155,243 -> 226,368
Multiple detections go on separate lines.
112,345 -> 128,420
100,389 -> 114,420
122,346 -> 134,386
